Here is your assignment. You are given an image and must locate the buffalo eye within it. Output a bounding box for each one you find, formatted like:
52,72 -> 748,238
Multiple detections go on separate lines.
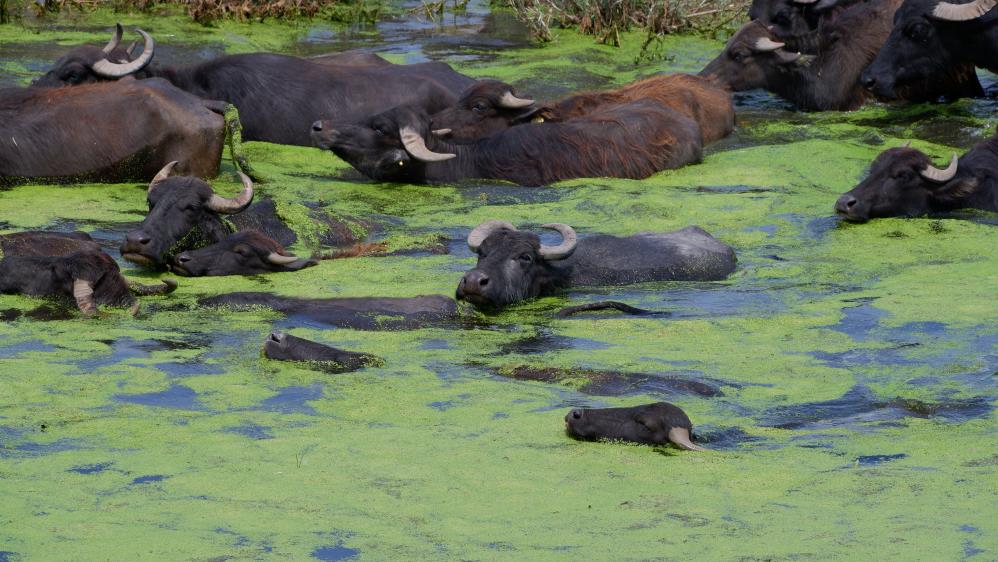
732,51 -> 748,63
373,126 -> 387,137
518,253 -> 532,264
904,22 -> 931,43
772,11 -> 790,26
472,101 -> 488,114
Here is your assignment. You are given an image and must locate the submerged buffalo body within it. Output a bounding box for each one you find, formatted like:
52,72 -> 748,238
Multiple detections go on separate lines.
171,231 -> 316,277
0,231 -> 176,315
861,0 -> 998,99
34,26 -> 474,146
263,332 -> 382,372
430,74 -> 734,146
313,101 -> 705,186
121,162 -> 254,268
565,402 -> 705,451
455,221 -> 737,308
0,79 -> 225,185
835,134 -> 998,221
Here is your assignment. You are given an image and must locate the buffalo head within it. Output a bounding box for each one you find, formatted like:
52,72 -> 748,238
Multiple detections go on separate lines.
263,332 -> 381,372
455,220 -> 577,308
170,231 -> 316,276
835,144 -> 976,221
429,80 -> 538,141
749,0 -> 819,41
699,21 -> 813,91
121,161 -> 254,268
32,24 -> 156,88
564,402 -> 705,450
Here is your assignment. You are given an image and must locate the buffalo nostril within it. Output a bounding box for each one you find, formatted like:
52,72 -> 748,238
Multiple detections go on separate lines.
478,276 -> 489,287
176,254 -> 191,264
846,198 -> 856,208
862,76 -> 876,90
571,409 -> 582,420
312,121 -> 323,132
139,237 -> 151,245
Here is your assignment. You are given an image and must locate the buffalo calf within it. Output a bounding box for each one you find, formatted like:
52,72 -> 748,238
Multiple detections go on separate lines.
171,231 -> 316,276
263,332 -> 382,372
565,402 -> 705,451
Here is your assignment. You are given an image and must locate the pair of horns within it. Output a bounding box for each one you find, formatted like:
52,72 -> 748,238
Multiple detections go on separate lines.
898,143 -> 960,182
148,161 -> 255,214
933,0 -> 997,20
466,220 -> 578,260
94,24 -> 155,78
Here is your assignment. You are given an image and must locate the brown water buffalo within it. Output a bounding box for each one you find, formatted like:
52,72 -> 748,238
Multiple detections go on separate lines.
455,221 -> 737,308
120,162 -> 254,268
835,134 -> 998,221
700,6 -> 983,110
171,231 -> 316,276
312,100 -> 705,186
263,332 -> 382,372
32,25 -> 474,146
0,79 -> 225,185
0,231 -> 176,316
565,402 -> 705,451
861,0 -> 998,99
429,73 -> 734,145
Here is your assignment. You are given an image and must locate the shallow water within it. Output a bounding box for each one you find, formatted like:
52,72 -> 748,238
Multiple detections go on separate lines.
1,6 -> 997,560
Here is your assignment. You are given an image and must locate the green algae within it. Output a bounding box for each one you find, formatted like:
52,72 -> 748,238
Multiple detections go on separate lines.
2,10 -> 998,562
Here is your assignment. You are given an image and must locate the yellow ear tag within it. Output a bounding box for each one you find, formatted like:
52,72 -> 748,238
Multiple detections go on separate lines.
531,116 -> 545,124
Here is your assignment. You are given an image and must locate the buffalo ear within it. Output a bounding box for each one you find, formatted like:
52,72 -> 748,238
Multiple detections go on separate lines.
511,106 -> 546,124
930,177 -> 978,202
633,412 -> 665,434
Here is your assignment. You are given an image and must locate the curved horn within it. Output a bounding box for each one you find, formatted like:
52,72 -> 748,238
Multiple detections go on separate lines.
932,0 -> 997,20
498,91 -> 535,109
127,278 -> 178,296
467,220 -> 517,252
399,126 -> 456,162
920,153 -> 959,183
753,37 -> 786,52
667,427 -> 707,452
537,223 -> 577,261
431,128 -> 452,136
266,252 -> 302,265
206,171 -> 254,214
72,279 -> 98,317
92,29 -> 155,78
101,23 -> 123,54
148,160 -> 178,194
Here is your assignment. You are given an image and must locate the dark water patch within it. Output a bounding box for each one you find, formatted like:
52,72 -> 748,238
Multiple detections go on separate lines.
759,385 -> 993,430
312,543 -> 359,561
155,361 -> 226,378
73,337 -> 179,373
258,384 -> 325,415
131,474 -> 167,485
692,427 -> 762,450
459,182 -> 565,206
810,345 -> 922,369
495,365 -> 726,398
113,384 -> 204,411
0,438 -> 81,459
68,461 -> 114,475
420,338 -> 451,350
495,329 -> 610,355
428,400 -> 455,411
0,339 -> 56,358
697,185 -> 776,194
0,552 -> 19,562
556,301 -> 666,318
826,298 -> 885,341
963,540 -> 986,559
224,423 -> 274,440
855,453 -> 906,466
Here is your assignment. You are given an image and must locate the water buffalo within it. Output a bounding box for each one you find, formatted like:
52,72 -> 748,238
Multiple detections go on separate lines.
121,162 -> 254,268
171,231 -> 316,276
33,25 -> 474,146
834,135 -> 998,221
429,74 -> 734,145
263,332 -> 382,372
312,100 -> 705,186
455,221 -> 737,308
701,8 -> 982,110
748,0 -> 864,49
565,402 -> 705,451
0,231 -> 176,316
861,0 -> 998,99
0,79 -> 225,185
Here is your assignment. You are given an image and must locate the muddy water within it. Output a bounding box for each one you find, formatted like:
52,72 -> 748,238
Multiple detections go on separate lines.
1,6 -> 997,560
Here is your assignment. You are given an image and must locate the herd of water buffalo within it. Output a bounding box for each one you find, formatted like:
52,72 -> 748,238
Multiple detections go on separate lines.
1,0 -> 997,449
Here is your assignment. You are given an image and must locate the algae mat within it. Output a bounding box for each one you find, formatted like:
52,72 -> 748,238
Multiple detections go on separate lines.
1,8 -> 997,561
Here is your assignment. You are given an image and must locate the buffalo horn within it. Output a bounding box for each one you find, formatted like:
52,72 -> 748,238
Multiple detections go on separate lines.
127,278 -> 178,296
920,153 -> 959,183
206,171 -> 254,214
932,0 -> 997,20
101,23 -> 124,54
72,279 -> 98,316
92,29 -> 155,78
538,223 -> 577,261
498,91 -> 535,109
148,160 -> 179,194
266,252 -> 302,265
399,126 -> 456,162
753,37 -> 786,52
431,128 -> 452,136
667,427 -> 707,452
467,220 -> 517,252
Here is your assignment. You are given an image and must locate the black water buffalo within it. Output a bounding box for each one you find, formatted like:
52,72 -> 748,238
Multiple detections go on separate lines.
263,332 -> 382,372
429,74 -> 734,145
121,162 -> 254,268
455,221 -> 737,308
0,79 -> 225,185
700,8 -> 982,110
565,402 -> 706,451
835,134 -> 998,221
312,100 -> 705,186
748,0 -> 865,49
0,231 -> 176,316
33,25 -> 474,146
861,0 -> 998,99
171,231 -> 316,276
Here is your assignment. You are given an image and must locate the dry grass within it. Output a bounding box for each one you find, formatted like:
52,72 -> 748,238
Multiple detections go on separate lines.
1,0 -> 380,24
